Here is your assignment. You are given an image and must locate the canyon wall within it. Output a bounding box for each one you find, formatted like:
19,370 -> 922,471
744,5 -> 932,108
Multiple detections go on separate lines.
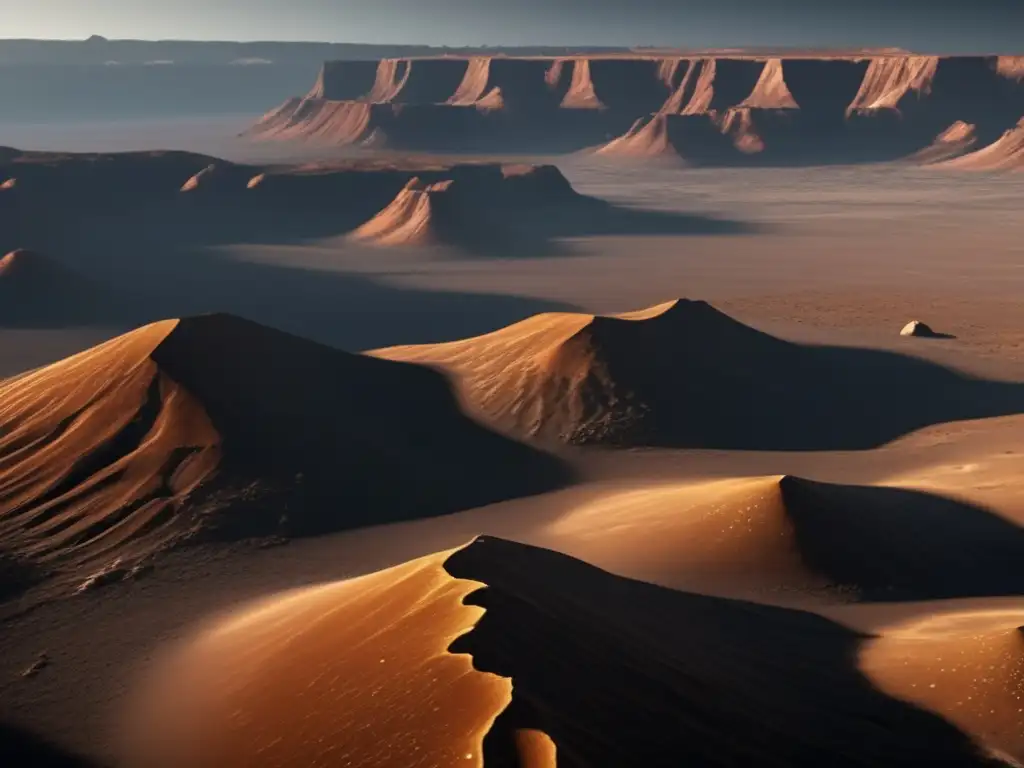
249,54 -> 1024,165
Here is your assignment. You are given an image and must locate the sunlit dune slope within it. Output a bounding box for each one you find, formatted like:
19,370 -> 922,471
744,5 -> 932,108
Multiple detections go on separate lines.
862,609 -> 1024,763
127,537 -> 1012,768
373,299 -> 1024,450
123,547 -> 507,768
0,315 -> 567,592
540,475 -> 1024,602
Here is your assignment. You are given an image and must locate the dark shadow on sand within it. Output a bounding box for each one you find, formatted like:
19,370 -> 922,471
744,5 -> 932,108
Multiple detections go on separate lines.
0,722 -> 99,768
0,148 -> 758,344
553,300 -> 1024,451
781,476 -> 1024,601
445,537 -> 1008,768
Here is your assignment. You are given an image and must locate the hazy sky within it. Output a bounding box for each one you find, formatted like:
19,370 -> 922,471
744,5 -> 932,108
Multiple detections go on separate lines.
1,0 -> 1020,50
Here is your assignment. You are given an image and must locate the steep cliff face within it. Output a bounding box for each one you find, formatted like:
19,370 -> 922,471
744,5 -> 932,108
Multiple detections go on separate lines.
305,60 -> 380,100
250,53 -> 1024,164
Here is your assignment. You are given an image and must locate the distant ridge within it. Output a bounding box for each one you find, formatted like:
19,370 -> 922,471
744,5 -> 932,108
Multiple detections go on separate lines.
0,249 -> 129,327
373,299 -> 1024,449
251,53 -> 1024,163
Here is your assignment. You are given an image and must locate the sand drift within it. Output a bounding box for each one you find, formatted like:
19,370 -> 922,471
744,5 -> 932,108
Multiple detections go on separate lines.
126,537 -> 1018,768
248,54 -> 1024,166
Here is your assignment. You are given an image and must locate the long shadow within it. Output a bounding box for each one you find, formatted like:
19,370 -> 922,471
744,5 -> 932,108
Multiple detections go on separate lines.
781,476 -> 1024,601
0,722 -> 99,768
0,148 -> 757,346
5,149 -> 1024,453
561,301 -> 1024,450
444,537 -> 1009,767
1,147 -> 758,265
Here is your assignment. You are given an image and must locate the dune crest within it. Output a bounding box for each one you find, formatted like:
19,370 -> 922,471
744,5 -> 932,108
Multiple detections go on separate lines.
541,474 -> 1024,602
127,537 -> 1013,767
123,546 -> 509,768
0,315 -> 567,595
373,297 -> 1024,449
374,298 -> 789,446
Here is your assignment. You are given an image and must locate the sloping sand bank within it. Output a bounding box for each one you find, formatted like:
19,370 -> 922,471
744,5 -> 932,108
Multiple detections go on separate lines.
0,315 -> 568,596
123,537 -> 1012,767
374,299 -> 1024,449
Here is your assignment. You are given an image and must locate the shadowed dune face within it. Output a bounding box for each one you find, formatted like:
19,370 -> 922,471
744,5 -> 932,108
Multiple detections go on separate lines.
0,148 -> 752,350
0,722 -> 99,768
124,538 -> 1012,768
0,149 -> 227,210
373,299 -> 1024,450
539,475 -> 1024,602
0,315 -> 570,595
251,53 -> 1024,162
345,164 -> 745,257
0,249 -> 140,328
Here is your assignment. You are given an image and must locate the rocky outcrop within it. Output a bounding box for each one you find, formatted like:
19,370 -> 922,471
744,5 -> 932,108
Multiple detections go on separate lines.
249,54 -> 1024,164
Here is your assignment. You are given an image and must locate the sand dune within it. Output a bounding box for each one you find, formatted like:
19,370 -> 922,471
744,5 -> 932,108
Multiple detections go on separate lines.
0,315 -> 567,596
539,475 -> 1024,602
124,537 -> 1012,767
862,608 -> 1024,762
940,118 -> 1024,171
374,298 -> 1024,449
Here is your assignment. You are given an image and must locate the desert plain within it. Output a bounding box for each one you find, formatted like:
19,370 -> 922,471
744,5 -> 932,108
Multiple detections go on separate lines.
2,50 -> 1024,767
